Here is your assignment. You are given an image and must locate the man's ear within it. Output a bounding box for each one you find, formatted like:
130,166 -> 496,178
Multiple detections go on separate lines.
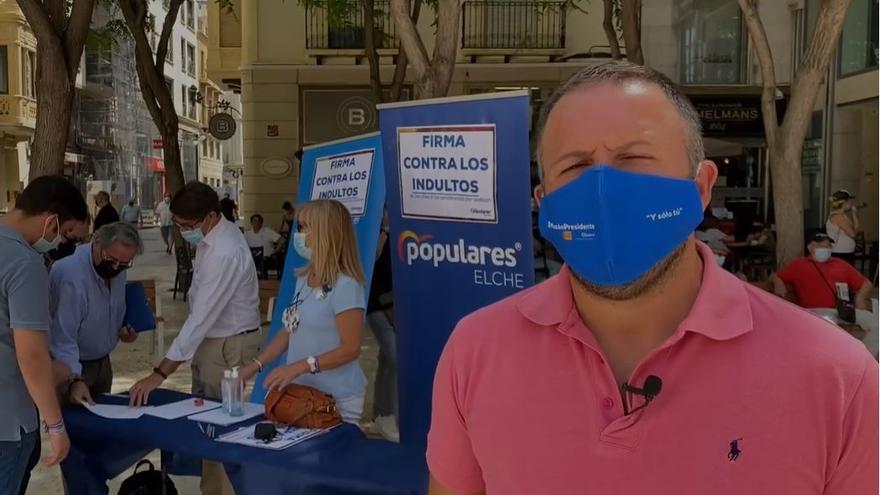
695,160 -> 718,211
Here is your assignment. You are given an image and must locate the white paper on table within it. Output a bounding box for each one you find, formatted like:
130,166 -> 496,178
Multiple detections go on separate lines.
216,423 -> 334,450
143,399 -> 221,420
84,403 -> 153,419
187,403 -> 265,426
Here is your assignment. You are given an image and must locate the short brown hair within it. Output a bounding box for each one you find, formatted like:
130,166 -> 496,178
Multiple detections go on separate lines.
537,61 -> 704,174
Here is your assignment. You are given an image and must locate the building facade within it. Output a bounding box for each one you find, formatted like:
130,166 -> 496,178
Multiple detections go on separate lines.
74,10 -> 157,209
0,4 -> 36,212
197,0 -> 224,190
149,0 -> 203,186
825,0 -> 877,243
71,0 -> 211,208
207,0 -> 877,244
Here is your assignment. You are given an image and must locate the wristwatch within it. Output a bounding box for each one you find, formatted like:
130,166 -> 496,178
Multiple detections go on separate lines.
306,355 -> 320,374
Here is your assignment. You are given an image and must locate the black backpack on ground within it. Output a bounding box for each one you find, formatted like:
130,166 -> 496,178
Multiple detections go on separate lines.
117,460 -> 178,495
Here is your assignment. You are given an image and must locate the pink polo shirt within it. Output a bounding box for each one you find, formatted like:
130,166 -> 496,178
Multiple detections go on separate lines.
428,243 -> 878,495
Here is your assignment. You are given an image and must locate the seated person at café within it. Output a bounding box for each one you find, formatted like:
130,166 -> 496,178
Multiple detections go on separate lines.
695,211 -> 734,256
245,213 -> 281,257
771,231 -> 872,310
49,222 -> 142,404
745,221 -> 775,252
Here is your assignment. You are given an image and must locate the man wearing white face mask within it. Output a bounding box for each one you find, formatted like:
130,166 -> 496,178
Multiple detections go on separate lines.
0,176 -> 88,493
772,231 -> 872,311
129,181 -> 259,495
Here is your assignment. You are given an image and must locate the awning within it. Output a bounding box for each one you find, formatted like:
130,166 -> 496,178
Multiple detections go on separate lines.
150,157 -> 165,172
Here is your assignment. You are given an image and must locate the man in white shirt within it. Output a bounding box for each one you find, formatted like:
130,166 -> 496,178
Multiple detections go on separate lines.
154,194 -> 173,254
244,214 -> 281,257
129,181 -> 260,495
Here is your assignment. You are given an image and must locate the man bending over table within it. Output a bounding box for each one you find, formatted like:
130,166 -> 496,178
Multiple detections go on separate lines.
129,181 -> 261,495
50,222 -> 141,404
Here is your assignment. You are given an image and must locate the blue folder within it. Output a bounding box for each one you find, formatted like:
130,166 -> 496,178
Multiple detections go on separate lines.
124,281 -> 156,333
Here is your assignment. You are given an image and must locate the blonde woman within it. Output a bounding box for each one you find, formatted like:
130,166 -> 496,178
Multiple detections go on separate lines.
826,189 -> 860,265
240,199 -> 367,423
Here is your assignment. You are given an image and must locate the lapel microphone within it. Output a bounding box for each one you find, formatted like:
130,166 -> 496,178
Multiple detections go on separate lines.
621,375 -> 663,415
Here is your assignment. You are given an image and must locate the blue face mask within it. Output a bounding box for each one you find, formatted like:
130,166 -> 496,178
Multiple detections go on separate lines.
539,165 -> 704,287
181,228 -> 204,245
293,232 -> 312,260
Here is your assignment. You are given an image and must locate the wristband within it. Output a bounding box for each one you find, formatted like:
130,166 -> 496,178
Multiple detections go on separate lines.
153,367 -> 168,380
253,358 -> 264,373
42,419 -> 65,435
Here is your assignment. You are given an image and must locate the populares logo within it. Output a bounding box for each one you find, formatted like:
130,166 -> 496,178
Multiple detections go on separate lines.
397,230 -> 433,261
397,230 -> 520,268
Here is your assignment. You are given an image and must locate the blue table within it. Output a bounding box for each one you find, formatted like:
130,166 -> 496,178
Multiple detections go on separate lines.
61,390 -> 427,495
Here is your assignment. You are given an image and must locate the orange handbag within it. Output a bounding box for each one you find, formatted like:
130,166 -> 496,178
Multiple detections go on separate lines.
264,383 -> 342,429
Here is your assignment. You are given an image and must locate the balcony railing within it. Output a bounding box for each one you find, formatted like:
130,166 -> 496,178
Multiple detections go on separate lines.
0,95 -> 37,127
461,0 -> 566,50
306,1 -> 399,50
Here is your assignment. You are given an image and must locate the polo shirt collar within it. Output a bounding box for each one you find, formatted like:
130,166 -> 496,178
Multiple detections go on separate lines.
678,242 -> 754,341
0,224 -> 28,247
516,242 -> 754,341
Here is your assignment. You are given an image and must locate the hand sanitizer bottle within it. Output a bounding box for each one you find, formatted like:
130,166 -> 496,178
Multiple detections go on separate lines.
221,367 -> 244,416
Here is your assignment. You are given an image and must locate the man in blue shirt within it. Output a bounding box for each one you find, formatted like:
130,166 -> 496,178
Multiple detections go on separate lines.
50,222 -> 141,405
0,175 -> 88,494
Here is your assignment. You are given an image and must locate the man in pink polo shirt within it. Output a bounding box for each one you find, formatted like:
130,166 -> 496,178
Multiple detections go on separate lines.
427,62 -> 878,495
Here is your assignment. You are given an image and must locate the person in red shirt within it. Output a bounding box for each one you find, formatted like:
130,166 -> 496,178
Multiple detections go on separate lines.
772,231 -> 872,309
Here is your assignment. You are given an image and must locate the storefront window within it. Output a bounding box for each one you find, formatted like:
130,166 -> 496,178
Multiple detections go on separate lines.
678,0 -> 746,84
839,0 -> 879,76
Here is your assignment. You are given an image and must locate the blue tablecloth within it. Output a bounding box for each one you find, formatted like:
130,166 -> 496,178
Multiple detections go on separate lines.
61,390 -> 427,495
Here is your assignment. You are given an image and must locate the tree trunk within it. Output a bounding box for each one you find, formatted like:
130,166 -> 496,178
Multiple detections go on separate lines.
118,0 -> 186,194
389,0 -> 422,102
29,42 -> 72,178
390,49 -> 409,101
620,0 -> 643,64
363,0 -> 384,103
769,137 -> 806,265
428,0 -> 460,97
390,0 -> 459,100
162,131 -> 185,193
738,0 -> 851,266
16,0 -> 96,180
413,76 -> 435,100
602,0 -> 622,59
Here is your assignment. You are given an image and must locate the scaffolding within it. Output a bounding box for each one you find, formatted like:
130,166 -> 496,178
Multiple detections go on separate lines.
73,17 -> 163,208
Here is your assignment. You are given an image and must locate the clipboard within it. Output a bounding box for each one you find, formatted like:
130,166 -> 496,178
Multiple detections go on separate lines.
124,281 -> 156,333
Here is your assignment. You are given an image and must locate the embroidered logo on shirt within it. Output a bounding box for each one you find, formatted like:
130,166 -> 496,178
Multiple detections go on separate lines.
728,438 -> 743,461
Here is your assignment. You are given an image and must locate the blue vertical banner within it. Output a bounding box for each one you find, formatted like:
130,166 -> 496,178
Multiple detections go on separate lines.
251,132 -> 386,402
378,92 -> 535,448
